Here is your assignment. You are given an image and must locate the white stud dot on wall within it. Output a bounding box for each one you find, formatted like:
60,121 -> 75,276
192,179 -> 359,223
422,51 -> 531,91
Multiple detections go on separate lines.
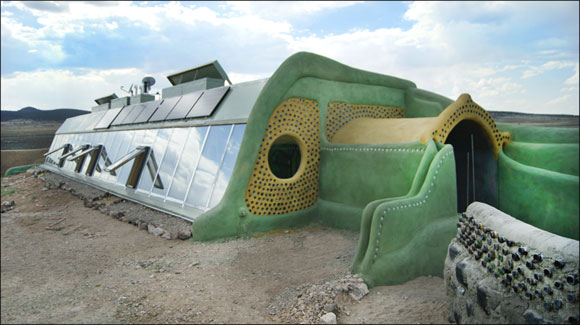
321,146 -> 425,153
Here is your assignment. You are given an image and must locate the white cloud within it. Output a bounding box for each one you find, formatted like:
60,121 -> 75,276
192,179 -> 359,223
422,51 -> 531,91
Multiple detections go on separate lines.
1,1 -> 295,60
0,67 -> 273,111
565,64 -> 579,85
546,94 -> 571,106
0,68 -> 171,110
0,1 -> 310,43
1,1 -> 578,115
522,61 -> 577,79
1,15 -> 67,63
105,21 -> 118,31
561,86 -> 578,93
225,1 -> 362,20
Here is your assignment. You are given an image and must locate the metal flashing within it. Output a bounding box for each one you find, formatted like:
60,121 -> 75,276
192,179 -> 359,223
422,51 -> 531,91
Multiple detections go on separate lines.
167,60 -> 231,86
94,93 -> 118,105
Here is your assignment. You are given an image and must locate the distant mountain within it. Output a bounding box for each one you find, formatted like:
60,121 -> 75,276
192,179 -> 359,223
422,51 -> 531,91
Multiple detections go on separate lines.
1,106 -> 90,122
489,110 -> 579,118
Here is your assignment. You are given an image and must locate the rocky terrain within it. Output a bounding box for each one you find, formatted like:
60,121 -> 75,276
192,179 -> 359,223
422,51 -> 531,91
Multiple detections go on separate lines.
1,169 -> 450,324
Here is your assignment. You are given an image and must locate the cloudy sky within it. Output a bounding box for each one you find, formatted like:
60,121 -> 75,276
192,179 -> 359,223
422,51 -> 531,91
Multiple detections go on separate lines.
1,1 -> 578,115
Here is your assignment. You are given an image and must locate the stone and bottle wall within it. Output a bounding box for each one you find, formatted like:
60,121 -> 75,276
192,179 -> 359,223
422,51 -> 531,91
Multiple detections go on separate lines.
444,202 -> 579,324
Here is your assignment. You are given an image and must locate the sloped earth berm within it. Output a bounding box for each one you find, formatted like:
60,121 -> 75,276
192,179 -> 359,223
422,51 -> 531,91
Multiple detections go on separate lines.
1,169 -> 450,324
37,170 -> 193,240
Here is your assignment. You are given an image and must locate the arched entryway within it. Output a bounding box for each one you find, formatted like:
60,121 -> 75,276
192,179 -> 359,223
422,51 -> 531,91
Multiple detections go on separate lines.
445,120 -> 498,212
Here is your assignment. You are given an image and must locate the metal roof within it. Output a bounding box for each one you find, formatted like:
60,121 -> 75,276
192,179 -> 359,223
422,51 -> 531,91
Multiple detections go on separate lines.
166,60 -> 231,86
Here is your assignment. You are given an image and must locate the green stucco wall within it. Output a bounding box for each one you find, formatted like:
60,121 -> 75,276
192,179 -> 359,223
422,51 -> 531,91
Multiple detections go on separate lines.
405,87 -> 454,118
496,123 -> 579,240
498,150 -> 579,240
191,52 -> 433,242
497,123 -> 579,144
352,143 -> 458,286
318,146 -> 425,208
503,142 -> 579,176
191,51 -> 578,288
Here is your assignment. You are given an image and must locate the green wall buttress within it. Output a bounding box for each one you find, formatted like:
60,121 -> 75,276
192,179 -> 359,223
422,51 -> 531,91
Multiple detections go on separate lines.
352,144 -> 458,286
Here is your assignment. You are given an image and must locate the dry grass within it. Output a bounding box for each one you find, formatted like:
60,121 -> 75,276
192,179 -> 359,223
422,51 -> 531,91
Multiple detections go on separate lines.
1,149 -> 48,177
1,121 -> 60,150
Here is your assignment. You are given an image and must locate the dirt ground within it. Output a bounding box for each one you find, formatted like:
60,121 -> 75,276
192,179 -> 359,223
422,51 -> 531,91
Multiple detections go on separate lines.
1,171 -> 450,324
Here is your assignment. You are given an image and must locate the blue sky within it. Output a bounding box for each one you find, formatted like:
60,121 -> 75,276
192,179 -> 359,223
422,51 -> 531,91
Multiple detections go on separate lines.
1,1 -> 578,115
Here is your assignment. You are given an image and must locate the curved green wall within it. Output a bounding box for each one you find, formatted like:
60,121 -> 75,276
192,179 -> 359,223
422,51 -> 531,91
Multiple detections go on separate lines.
190,51 -> 578,288
495,123 -> 579,240
503,142 -> 578,176
498,150 -> 579,240
497,123 -> 579,144
191,52 -> 451,241
405,87 -> 454,118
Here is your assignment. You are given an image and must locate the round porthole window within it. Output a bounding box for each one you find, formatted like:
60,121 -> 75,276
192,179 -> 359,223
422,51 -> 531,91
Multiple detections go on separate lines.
268,135 -> 302,179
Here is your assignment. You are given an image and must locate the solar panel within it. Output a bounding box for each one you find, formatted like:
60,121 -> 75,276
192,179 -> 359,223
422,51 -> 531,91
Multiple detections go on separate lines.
94,107 -> 123,129
186,86 -> 230,119
111,104 -> 138,126
130,100 -> 162,124
148,96 -> 182,122
118,103 -> 147,125
165,90 -> 203,121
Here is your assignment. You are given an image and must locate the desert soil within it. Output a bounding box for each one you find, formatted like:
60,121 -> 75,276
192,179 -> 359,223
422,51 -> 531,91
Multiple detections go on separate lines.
1,171 -> 450,324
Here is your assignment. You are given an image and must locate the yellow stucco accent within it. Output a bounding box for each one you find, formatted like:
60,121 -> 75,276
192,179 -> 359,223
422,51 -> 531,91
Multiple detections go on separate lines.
332,117 -> 435,144
331,94 -> 511,158
326,102 -> 404,141
245,98 -> 320,215
422,94 -> 511,157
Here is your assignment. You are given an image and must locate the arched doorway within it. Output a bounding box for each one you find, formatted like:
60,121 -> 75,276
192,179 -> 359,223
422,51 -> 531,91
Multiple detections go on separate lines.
445,120 -> 498,212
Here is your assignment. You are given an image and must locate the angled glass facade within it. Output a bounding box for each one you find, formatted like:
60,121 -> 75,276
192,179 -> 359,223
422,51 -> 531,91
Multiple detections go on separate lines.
43,124 -> 246,220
